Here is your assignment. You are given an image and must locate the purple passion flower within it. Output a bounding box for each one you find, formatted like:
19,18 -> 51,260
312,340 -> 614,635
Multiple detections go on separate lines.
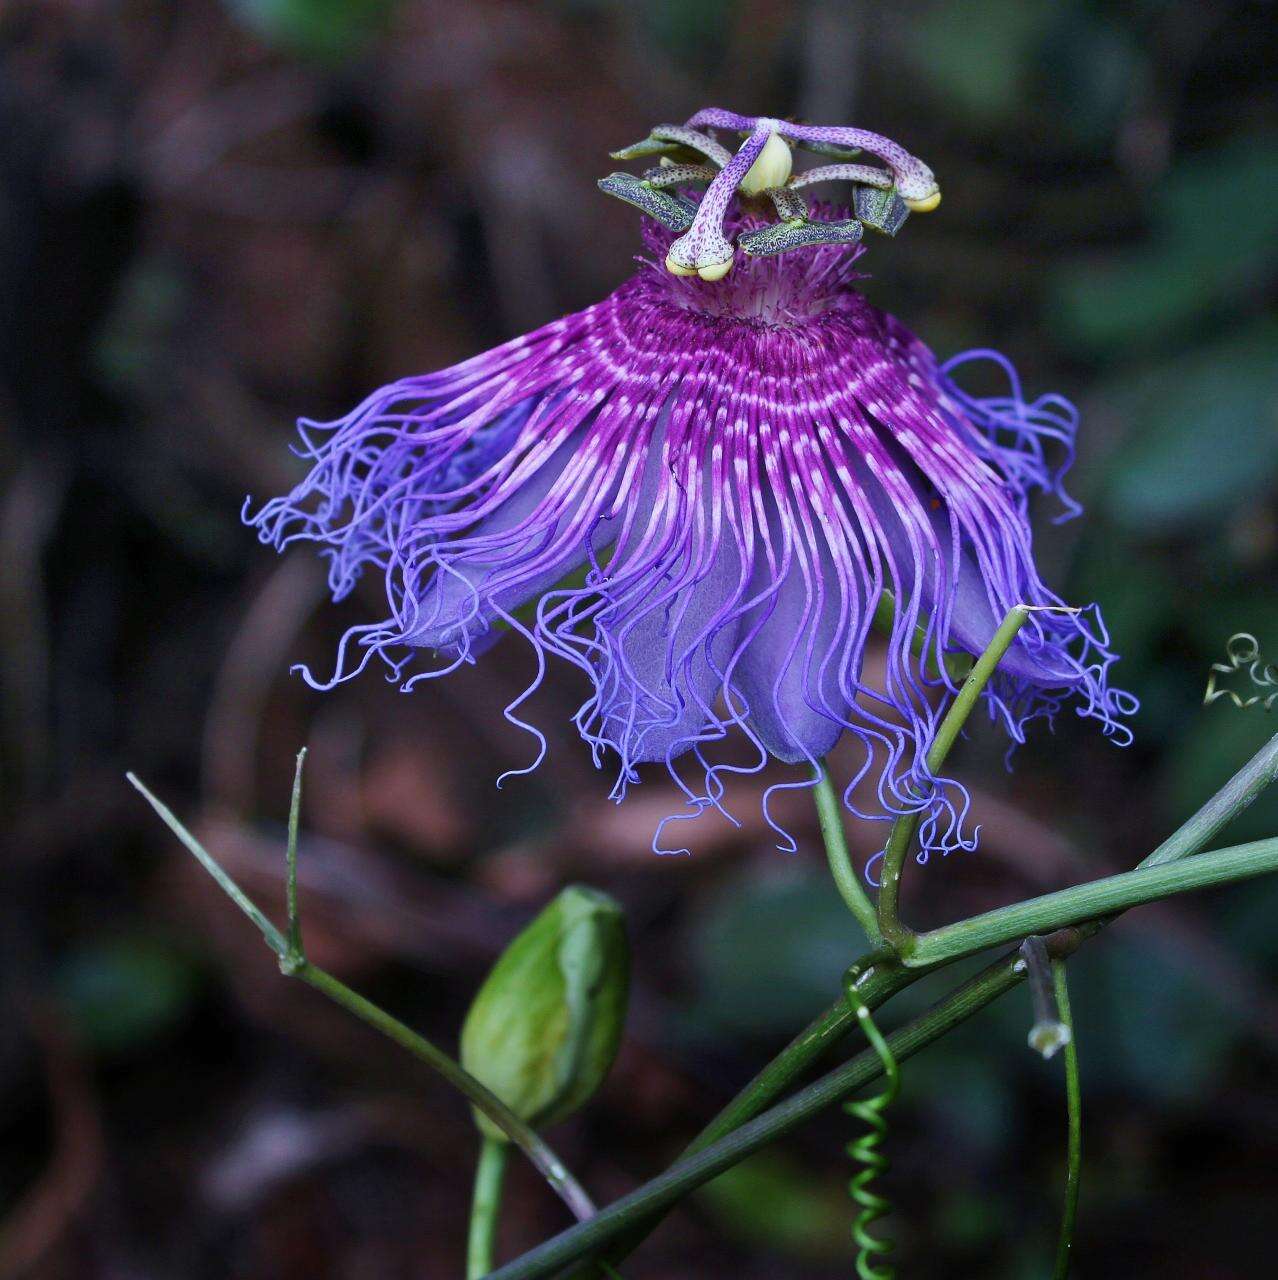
247,110 -> 1134,858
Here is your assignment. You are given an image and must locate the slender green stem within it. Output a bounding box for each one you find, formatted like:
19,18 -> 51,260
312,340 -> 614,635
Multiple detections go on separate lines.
490,947 -> 1034,1280
128,770 -> 595,1223
285,747 -> 306,961
1052,960 -> 1081,1280
877,606 -> 1030,950
290,961 -> 593,1219
469,1136 -> 510,1279
907,836 -> 1278,967
127,773 -> 288,955
814,761 -> 882,946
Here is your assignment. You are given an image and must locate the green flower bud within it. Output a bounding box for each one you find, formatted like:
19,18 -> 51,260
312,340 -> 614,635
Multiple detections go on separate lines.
461,885 -> 629,1141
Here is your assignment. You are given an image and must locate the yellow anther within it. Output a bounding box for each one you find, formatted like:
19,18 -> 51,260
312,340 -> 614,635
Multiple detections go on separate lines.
903,189 -> 941,213
696,254 -> 734,282
664,251 -> 698,276
738,129 -> 792,196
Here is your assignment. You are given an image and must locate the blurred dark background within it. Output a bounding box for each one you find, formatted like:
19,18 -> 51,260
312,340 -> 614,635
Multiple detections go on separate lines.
3,1 -> 1277,1276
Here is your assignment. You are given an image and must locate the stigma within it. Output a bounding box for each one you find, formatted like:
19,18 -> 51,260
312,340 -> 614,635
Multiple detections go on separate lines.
738,125 -> 792,195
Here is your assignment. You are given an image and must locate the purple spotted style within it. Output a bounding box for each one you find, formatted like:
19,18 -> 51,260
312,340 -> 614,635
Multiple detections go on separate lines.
247,112 -> 1135,861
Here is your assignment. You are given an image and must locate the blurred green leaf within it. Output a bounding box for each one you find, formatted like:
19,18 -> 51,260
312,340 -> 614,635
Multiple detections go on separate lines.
1099,322 -> 1278,529
1038,9 -> 1139,146
1221,872 -> 1278,965
1069,533 -> 1179,666
1068,935 -> 1239,1105
1052,136 -> 1278,350
227,0 -> 397,62
910,0 -> 1054,121
931,1184 -> 1011,1252
562,0 -> 734,70
690,870 -> 855,1038
94,259 -> 185,392
907,1051 -> 1018,1157
1159,137 -> 1278,260
57,935 -> 201,1056
698,1149 -> 850,1260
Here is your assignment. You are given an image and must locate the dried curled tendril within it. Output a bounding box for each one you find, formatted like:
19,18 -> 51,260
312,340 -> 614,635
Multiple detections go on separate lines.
1204,633 -> 1278,711
843,969 -> 901,1279
598,110 -> 939,278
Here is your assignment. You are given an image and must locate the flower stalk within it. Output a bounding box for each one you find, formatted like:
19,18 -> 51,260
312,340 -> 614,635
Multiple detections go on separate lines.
877,605 -> 1031,952
814,761 -> 882,947
468,1135 -> 510,1279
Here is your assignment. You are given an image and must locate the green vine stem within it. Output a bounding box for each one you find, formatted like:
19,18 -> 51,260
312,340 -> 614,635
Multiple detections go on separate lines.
905,835 -> 1278,967
126,763 -> 597,1224
489,729 -> 1278,1278
490,945 -> 1035,1280
878,605 -> 1031,951
130,723 -> 1278,1277
1052,959 -> 1081,1280
468,1135 -> 510,1278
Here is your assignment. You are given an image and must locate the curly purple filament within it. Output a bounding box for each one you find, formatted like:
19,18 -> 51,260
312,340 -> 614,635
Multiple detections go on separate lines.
247,204 -> 1134,858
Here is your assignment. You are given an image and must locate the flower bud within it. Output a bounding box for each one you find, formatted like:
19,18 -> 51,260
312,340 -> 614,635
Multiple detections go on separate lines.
461,885 -> 629,1140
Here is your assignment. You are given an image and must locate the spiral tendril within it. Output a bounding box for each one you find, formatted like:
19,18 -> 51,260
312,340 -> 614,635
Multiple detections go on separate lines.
842,977 -> 901,1279
1204,633 -> 1278,710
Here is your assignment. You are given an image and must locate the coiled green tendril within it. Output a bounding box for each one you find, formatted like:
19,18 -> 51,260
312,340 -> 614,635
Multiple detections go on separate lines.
1204,633 -> 1278,710
843,973 -> 901,1280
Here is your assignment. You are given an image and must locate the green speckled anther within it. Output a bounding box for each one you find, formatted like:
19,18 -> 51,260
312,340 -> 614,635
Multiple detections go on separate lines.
597,172 -> 696,231
854,186 -> 911,236
739,217 -> 863,257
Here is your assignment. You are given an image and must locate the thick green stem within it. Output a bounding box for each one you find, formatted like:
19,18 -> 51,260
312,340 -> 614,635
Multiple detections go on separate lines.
1139,729 -> 1278,868
1052,960 -> 1081,1280
494,729 -> 1278,1275
469,1136 -> 510,1279
878,606 -> 1030,950
576,952 -> 916,1276
814,761 -> 882,946
906,836 -> 1278,967
490,948 -> 1033,1280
